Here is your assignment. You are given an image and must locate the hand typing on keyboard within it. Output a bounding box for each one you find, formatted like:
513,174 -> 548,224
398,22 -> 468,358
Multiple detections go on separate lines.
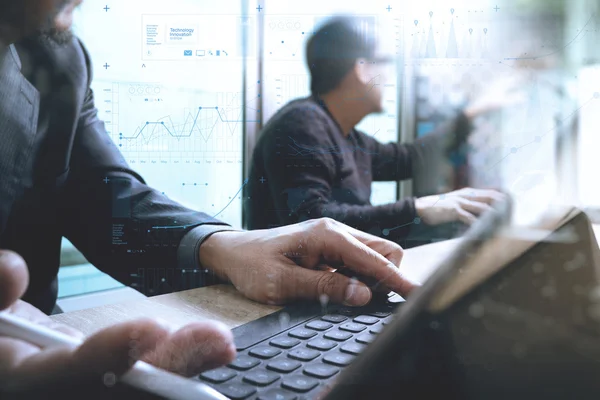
0,217 -> 416,399
199,218 -> 418,307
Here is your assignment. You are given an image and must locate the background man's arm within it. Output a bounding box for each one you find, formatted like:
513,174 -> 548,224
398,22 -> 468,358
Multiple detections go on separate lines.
368,112 -> 472,184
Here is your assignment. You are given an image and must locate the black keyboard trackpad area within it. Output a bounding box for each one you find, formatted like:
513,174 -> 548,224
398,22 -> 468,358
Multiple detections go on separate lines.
233,302 -> 323,351
232,296 -> 404,351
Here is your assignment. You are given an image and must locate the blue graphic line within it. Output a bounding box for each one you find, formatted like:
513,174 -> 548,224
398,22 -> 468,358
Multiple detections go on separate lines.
288,136 -> 378,156
383,201 -> 442,236
382,220 -> 415,236
213,178 -> 249,219
274,31 -> 316,57
122,107 -> 260,141
343,75 -> 381,101
150,179 -> 249,230
503,13 -> 594,61
125,114 -> 220,145
486,96 -> 594,171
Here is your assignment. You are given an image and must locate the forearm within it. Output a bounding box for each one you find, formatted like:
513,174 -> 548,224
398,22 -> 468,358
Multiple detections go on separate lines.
406,112 -> 471,192
370,112 -> 469,182
295,198 -> 418,237
409,111 -> 471,170
61,172 -> 232,295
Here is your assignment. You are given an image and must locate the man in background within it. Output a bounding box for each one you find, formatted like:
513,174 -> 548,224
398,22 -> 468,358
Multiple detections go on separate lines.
0,1 -> 416,397
246,17 -> 507,243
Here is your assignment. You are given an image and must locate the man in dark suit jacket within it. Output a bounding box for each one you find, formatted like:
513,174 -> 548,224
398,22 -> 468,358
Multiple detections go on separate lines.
0,2 -> 417,398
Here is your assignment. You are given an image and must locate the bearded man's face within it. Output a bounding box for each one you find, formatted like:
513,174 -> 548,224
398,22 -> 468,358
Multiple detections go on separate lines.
0,0 -> 82,44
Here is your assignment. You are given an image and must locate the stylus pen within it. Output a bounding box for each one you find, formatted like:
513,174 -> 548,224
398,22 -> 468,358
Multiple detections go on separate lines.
0,311 -> 229,400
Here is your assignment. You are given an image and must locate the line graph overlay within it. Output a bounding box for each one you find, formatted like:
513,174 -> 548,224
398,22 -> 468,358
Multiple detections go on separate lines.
93,80 -> 252,225
97,81 -> 260,157
127,106 -> 259,141
150,178 -> 249,230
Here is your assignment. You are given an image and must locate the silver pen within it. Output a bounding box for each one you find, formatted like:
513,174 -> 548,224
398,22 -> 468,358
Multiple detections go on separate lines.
0,311 -> 229,400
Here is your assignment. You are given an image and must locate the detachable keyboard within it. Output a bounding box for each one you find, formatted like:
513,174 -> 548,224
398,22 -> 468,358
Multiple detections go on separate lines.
198,293 -> 404,400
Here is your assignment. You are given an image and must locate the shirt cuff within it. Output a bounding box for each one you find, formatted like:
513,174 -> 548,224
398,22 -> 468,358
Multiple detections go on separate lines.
405,197 -> 418,221
177,224 -> 239,272
402,197 -> 418,236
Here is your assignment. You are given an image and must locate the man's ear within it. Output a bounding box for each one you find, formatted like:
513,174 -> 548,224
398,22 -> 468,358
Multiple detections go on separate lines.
353,58 -> 371,86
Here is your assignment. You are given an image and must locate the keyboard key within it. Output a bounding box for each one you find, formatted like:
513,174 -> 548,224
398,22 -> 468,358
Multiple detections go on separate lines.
369,325 -> 384,334
199,367 -> 237,383
249,346 -> 282,359
288,348 -> 321,362
229,355 -> 261,371
323,352 -> 355,367
257,388 -> 298,400
382,316 -> 394,325
304,363 -> 340,379
324,330 -> 353,342
305,320 -> 333,331
368,311 -> 391,318
243,370 -> 281,386
281,375 -> 319,393
388,294 -> 405,304
289,328 -> 318,339
321,314 -> 348,323
267,359 -> 302,373
337,307 -> 357,316
339,323 -> 366,333
270,337 -> 301,349
219,382 -> 257,399
340,342 -> 367,355
353,315 -> 379,325
307,338 -> 337,351
356,333 -> 377,344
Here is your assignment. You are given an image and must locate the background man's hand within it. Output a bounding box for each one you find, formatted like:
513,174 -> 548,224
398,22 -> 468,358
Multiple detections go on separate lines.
199,218 -> 418,306
415,188 -> 505,226
464,75 -> 527,119
0,250 -> 236,399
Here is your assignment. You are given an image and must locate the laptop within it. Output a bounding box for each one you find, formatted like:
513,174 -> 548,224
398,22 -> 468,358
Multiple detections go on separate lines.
191,199 -> 600,400
195,198 -> 517,400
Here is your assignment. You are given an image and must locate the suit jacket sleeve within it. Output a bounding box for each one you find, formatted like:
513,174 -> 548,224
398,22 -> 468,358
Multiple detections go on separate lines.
58,43 -> 235,296
366,112 -> 472,182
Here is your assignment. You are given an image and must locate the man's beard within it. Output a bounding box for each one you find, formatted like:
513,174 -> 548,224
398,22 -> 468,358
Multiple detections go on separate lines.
37,26 -> 73,45
37,1 -> 75,45
0,0 -> 74,45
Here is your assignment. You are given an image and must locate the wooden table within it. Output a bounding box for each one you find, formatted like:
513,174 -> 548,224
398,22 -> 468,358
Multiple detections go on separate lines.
51,239 -> 461,336
53,222 -> 600,335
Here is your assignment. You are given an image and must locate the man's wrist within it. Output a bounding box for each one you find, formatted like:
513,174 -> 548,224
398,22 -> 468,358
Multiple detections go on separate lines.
198,231 -> 240,282
414,197 -> 425,218
177,224 -> 238,286
463,106 -> 476,120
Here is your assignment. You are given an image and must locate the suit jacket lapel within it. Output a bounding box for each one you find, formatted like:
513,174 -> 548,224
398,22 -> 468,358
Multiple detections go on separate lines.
0,44 -> 40,234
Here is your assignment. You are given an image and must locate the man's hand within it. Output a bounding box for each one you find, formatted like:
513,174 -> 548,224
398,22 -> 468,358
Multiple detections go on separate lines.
415,187 -> 504,226
0,250 -> 236,399
199,218 -> 418,307
463,75 -> 527,119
